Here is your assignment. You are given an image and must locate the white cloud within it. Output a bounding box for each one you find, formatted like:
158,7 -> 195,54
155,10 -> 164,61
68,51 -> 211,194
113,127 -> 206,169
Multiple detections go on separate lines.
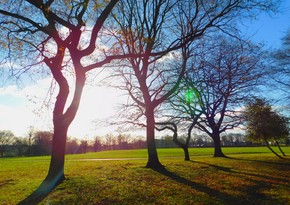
0,104 -> 46,137
0,74 -> 127,138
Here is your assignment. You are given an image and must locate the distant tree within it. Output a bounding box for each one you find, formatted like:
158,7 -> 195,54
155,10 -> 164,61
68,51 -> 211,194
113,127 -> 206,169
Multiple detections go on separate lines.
195,137 -> 205,147
116,134 -> 129,150
33,131 -> 53,155
130,136 -> 146,149
243,98 -> 289,158
26,126 -> 35,156
104,134 -> 117,150
79,140 -> 88,154
14,137 -> 29,157
66,138 -> 79,154
93,136 -> 103,152
0,130 -> 15,157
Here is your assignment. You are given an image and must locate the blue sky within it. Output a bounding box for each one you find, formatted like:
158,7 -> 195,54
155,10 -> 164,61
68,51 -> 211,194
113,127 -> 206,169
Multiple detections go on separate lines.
240,1 -> 290,48
1,2 -> 290,138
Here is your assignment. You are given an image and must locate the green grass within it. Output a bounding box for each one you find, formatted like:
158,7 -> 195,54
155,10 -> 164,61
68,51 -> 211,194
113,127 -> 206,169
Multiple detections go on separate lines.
1,147 -> 290,205
64,146 -> 285,160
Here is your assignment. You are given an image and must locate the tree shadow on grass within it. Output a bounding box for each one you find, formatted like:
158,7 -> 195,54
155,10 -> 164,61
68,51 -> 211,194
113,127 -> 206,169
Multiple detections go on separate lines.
189,159 -> 290,204
152,166 -> 239,205
17,177 -> 63,205
228,156 -> 290,167
190,158 -> 290,185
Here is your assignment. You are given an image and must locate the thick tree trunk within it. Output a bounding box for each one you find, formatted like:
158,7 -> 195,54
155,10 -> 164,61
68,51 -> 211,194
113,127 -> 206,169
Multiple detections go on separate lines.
212,134 -> 226,157
183,147 -> 190,161
28,120 -> 69,199
145,110 -> 163,169
45,122 -> 68,183
34,72 -> 86,196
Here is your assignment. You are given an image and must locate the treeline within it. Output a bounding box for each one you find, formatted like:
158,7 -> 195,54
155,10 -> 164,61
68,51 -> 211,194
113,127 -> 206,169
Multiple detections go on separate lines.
0,130 -> 146,157
2,129 -> 289,157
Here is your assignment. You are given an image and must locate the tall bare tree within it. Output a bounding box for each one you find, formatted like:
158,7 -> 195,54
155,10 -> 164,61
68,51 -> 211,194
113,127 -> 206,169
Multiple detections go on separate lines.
0,0 -> 121,194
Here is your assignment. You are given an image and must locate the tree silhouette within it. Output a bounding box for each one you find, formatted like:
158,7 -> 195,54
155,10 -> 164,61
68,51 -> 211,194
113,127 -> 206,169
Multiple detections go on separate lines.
0,0 -> 121,196
169,36 -> 266,157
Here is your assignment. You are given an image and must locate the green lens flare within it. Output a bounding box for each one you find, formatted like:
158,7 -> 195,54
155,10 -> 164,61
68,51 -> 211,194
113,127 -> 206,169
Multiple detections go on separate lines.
185,90 -> 195,103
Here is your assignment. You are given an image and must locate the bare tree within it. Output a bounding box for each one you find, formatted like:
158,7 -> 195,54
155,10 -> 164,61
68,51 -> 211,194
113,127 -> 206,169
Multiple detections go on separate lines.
169,36 -> 267,157
33,130 -> 53,156
0,130 -> 15,157
0,0 -> 121,195
107,0 -> 278,169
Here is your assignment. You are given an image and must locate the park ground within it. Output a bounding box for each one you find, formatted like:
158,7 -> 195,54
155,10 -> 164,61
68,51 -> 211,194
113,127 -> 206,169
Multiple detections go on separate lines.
0,147 -> 290,205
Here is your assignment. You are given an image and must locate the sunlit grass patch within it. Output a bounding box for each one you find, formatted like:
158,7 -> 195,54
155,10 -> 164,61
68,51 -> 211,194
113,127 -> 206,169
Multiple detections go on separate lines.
1,148 -> 290,204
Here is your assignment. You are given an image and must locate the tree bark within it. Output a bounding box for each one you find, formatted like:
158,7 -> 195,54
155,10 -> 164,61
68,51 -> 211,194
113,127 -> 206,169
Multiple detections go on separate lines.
183,147 -> 190,161
212,133 -> 226,157
44,121 -> 68,182
36,72 -> 86,195
173,137 -> 190,161
145,109 -> 163,169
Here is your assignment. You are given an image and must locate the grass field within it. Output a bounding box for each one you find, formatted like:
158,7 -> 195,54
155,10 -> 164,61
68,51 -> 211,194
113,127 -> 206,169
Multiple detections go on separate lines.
1,147 -> 290,205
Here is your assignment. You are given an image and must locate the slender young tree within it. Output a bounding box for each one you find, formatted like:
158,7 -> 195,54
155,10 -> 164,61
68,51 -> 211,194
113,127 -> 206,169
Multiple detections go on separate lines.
0,0 -> 121,194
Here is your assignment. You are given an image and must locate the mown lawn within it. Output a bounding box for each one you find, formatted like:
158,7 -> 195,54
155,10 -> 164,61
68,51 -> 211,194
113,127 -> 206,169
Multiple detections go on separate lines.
1,147 -> 290,205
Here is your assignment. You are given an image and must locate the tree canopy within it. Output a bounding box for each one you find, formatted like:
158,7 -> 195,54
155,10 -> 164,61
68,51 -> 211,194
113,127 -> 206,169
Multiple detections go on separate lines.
243,98 -> 289,158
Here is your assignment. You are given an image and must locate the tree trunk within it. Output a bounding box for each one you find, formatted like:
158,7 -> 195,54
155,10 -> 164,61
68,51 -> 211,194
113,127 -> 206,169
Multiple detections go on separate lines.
264,137 -> 283,159
45,122 -> 68,182
34,72 -> 86,196
183,147 -> 190,161
274,137 -> 286,156
145,109 -> 163,169
212,134 -> 226,157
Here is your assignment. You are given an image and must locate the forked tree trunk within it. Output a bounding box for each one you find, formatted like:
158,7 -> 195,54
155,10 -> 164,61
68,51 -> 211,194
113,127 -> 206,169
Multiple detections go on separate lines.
264,137 -> 283,159
35,73 -> 86,196
173,134 -> 190,161
155,122 -> 191,161
274,136 -> 286,156
145,110 -> 163,169
212,134 -> 226,157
